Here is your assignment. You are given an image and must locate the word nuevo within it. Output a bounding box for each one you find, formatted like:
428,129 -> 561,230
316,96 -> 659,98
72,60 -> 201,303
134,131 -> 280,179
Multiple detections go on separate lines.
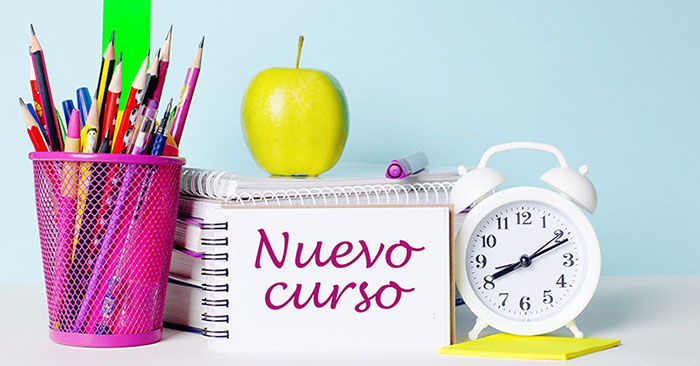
254,229 -> 425,312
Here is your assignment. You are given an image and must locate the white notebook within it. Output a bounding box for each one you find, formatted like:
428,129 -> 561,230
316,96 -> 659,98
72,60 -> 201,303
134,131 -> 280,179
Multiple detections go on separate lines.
179,165 -> 461,201
173,204 -> 454,352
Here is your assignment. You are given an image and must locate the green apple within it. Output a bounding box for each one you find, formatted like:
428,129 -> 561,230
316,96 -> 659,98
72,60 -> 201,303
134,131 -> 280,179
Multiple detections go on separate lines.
241,36 -> 349,176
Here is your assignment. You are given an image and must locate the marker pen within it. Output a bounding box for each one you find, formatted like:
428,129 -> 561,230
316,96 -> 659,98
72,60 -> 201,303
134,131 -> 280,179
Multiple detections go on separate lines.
386,151 -> 429,179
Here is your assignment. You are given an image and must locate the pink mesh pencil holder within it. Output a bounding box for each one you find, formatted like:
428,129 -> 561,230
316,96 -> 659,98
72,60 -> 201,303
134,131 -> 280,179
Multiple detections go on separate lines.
29,152 -> 185,348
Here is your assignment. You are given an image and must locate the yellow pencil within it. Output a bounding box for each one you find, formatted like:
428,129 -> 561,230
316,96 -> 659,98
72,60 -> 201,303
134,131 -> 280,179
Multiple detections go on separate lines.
95,31 -> 115,147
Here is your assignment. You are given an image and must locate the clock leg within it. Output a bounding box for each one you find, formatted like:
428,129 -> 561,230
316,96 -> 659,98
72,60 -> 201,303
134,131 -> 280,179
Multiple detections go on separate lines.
468,318 -> 488,340
565,320 -> 584,338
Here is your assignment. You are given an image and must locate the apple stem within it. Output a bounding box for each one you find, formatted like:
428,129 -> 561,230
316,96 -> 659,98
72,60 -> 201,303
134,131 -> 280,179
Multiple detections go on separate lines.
296,35 -> 304,68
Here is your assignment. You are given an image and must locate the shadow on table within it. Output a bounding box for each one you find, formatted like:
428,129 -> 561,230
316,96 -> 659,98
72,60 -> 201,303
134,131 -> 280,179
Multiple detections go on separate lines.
578,284 -> 643,334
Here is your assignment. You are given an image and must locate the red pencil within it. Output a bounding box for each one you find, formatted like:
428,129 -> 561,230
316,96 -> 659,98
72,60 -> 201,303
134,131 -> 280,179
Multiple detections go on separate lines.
98,55 -> 122,153
112,51 -> 148,154
19,97 -> 48,151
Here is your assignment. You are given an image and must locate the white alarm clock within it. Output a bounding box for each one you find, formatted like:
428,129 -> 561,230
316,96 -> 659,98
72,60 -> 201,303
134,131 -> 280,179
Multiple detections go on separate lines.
451,142 -> 601,340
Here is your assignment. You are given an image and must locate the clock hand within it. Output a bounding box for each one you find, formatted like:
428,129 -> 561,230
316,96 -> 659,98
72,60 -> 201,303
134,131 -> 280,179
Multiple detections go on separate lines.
530,230 -> 563,258
494,263 -> 515,270
529,238 -> 569,261
492,232 -> 561,272
491,262 -> 521,280
490,235 -> 569,281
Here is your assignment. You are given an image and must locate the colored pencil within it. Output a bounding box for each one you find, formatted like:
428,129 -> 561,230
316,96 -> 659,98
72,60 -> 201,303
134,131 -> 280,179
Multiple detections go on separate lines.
26,103 -> 49,147
95,30 -> 116,147
112,51 -> 149,154
29,54 -> 43,122
19,97 -> 48,151
171,36 -> 204,145
30,24 -> 62,151
152,26 -> 172,105
98,55 -> 122,153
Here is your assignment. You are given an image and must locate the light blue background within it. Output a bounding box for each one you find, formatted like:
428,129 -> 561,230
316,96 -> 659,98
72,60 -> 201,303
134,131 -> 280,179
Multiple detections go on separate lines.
1,0 -> 698,282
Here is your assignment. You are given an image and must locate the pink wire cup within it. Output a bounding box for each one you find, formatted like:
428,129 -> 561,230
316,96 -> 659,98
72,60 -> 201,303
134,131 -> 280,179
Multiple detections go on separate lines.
30,152 -> 184,347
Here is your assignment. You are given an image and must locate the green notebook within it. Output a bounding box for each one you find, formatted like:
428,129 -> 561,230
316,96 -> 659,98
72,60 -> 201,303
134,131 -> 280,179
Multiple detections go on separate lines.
439,333 -> 620,361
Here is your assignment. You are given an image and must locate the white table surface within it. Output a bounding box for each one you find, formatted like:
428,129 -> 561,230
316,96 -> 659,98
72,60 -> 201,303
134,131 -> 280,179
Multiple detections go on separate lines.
1,275 -> 697,365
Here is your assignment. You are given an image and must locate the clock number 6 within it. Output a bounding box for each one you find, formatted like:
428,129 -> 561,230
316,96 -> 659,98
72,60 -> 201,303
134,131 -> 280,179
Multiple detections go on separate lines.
519,296 -> 531,311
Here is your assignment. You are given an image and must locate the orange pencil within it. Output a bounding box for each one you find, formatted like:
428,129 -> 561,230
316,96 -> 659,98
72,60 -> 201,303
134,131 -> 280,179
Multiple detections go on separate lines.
19,97 -> 48,151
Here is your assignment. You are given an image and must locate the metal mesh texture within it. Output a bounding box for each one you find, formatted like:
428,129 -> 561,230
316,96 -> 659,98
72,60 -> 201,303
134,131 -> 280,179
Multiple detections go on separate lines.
32,157 -> 181,335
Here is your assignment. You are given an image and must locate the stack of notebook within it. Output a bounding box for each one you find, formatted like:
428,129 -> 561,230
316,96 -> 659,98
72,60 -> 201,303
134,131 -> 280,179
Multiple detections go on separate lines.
163,165 -> 465,350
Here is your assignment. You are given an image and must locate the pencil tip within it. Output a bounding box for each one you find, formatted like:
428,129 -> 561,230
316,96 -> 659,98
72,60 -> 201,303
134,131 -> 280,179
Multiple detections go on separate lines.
110,30 -> 115,43
199,36 -> 205,48
19,97 -> 25,106
167,25 -> 173,40
156,48 -> 161,57
30,24 -> 35,35
119,52 -> 123,63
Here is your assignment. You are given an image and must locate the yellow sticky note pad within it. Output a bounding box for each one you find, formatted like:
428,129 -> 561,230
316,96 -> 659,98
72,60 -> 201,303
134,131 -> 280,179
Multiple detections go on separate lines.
439,333 -> 620,361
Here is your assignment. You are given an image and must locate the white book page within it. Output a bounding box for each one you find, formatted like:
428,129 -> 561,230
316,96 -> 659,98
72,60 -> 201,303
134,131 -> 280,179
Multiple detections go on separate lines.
209,205 -> 453,352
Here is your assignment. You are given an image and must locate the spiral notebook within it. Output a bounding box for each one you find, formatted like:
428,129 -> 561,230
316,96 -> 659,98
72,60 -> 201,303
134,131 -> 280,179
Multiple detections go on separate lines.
179,164 -> 461,202
170,205 -> 454,352
168,166 -> 463,351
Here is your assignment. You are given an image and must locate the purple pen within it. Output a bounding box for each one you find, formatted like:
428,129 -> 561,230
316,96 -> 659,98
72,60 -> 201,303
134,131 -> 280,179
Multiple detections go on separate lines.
131,100 -> 158,155
386,151 -> 429,179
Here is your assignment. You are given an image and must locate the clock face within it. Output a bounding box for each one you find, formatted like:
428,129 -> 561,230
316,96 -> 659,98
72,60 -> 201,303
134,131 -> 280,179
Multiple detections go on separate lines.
466,200 -> 586,322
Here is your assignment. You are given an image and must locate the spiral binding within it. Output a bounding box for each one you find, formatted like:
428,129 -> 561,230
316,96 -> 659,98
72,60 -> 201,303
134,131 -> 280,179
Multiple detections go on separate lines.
201,329 -> 229,339
198,212 -> 231,339
201,298 -> 229,307
180,167 -> 455,204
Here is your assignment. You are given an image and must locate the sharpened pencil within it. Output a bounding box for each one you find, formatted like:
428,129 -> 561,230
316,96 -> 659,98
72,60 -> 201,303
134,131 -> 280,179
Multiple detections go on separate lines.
30,24 -> 62,151
171,36 -> 204,145
94,30 -> 116,147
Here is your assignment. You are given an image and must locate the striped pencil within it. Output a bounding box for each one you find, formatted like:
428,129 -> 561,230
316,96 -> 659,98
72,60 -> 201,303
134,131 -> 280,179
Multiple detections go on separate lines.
98,54 -> 122,153
30,24 -> 62,151
141,49 -> 160,104
19,97 -> 48,151
171,36 -> 204,145
112,51 -> 149,154
95,31 -> 116,147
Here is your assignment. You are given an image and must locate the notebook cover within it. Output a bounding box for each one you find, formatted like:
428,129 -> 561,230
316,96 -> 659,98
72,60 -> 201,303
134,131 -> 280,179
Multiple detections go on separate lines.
205,205 -> 454,352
